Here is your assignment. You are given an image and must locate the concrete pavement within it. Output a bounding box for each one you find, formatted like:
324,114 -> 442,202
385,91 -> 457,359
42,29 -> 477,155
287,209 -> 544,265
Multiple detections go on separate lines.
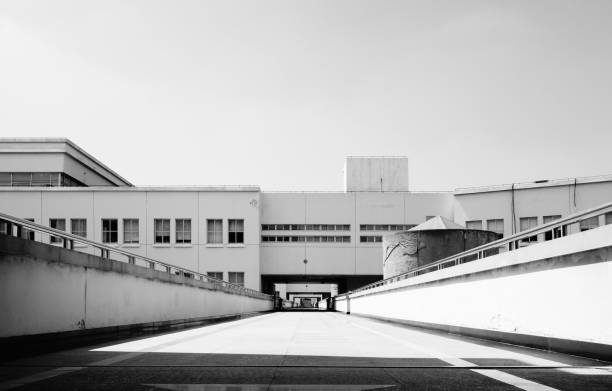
1,312 -> 611,390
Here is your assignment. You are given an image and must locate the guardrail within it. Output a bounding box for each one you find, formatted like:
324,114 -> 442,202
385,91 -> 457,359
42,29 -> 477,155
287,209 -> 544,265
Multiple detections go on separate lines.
0,212 -> 272,300
338,201 -> 612,298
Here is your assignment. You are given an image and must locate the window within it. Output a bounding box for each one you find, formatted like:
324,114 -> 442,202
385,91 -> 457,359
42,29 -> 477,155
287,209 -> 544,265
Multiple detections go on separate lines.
207,271 -> 223,280
71,219 -> 87,238
486,219 -> 504,236
0,173 -> 10,186
228,272 -> 244,287
606,212 -> 612,225
542,215 -> 561,240
0,220 -> 9,235
465,220 -> 483,230
579,216 -> 599,232
12,173 -> 33,186
228,219 -> 244,244
20,218 -> 35,240
0,172 -> 85,187
123,219 -> 139,244
175,219 -> 192,244
49,218 -> 66,243
360,235 -> 381,243
207,219 -> 223,244
154,219 -> 170,244
519,217 -> 538,243
102,219 -> 118,243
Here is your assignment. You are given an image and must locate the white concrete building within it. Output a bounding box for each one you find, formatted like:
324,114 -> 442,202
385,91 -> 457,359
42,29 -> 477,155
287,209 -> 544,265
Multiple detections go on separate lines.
1,138 -> 611,295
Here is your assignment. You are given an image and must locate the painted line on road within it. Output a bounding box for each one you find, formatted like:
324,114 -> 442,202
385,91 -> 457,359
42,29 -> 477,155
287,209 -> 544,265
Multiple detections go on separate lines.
348,320 -> 475,367
347,320 -> 563,391
472,369 -> 560,391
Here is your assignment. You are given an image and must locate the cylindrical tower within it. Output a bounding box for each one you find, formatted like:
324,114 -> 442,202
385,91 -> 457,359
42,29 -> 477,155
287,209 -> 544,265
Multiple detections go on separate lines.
382,217 -> 499,279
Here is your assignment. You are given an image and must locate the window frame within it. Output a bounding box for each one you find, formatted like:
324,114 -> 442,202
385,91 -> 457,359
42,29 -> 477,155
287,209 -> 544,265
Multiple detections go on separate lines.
102,218 -> 118,244
123,218 -> 139,244
49,218 -> 66,243
519,216 -> 538,243
486,219 -> 504,237
228,271 -> 245,287
175,218 -> 192,244
228,219 -> 244,244
207,271 -> 224,281
71,218 -> 87,238
154,218 -> 171,244
207,219 -> 223,244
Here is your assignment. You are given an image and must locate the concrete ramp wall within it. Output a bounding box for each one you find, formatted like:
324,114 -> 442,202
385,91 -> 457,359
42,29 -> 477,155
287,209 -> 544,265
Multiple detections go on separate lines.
335,225 -> 612,360
0,235 -> 273,338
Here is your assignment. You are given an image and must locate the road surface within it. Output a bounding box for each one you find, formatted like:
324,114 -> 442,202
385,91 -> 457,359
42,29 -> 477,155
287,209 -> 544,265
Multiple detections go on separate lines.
1,311 -> 611,390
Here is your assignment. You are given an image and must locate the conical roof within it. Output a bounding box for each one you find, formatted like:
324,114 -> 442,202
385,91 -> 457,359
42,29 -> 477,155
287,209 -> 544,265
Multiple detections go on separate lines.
408,216 -> 466,231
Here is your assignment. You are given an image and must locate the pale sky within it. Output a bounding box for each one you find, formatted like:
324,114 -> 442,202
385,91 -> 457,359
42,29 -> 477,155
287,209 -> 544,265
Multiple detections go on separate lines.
1,1 -> 611,191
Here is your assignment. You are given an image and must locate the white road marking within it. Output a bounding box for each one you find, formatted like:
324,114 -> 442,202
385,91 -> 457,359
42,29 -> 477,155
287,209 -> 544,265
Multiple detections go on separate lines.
472,370 -> 560,391
347,319 -> 562,390
558,367 -> 612,375
347,320 -> 475,366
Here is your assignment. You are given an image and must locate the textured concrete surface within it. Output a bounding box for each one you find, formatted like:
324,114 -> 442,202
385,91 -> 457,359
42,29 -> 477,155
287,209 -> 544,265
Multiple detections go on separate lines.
1,312 -> 611,390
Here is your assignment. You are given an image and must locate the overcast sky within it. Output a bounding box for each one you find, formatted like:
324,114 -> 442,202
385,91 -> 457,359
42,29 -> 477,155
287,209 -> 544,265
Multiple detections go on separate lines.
1,1 -> 611,191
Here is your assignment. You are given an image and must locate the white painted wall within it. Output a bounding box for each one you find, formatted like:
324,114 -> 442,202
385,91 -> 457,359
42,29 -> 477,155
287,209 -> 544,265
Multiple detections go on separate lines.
260,191 -> 454,276
0,188 -> 262,289
0,248 -> 273,338
336,225 -> 612,345
0,180 -> 609,288
454,181 -> 612,237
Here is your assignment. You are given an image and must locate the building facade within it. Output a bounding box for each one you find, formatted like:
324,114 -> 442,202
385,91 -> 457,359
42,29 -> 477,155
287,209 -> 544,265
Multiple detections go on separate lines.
1,139 -> 611,293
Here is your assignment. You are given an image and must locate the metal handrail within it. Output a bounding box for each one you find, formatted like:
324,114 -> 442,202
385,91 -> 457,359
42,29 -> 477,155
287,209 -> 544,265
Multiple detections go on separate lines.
339,200 -> 612,297
0,212 -> 273,300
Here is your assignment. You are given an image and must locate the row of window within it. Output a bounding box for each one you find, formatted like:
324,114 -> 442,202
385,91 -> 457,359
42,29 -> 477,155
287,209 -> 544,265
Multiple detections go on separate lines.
262,224 -> 350,231
0,172 -> 85,187
466,214 -> 612,243
360,235 -> 383,243
207,271 -> 244,286
359,224 -> 416,231
46,218 -> 245,245
465,219 -> 505,234
261,235 -> 351,243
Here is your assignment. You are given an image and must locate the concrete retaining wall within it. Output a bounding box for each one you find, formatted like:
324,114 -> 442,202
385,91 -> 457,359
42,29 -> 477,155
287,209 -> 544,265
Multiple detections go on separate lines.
335,225 -> 612,359
0,235 -> 273,338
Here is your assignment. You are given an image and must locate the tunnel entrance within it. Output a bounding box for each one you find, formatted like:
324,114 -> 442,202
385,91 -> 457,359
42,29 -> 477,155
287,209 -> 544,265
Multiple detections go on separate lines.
260,274 -> 383,297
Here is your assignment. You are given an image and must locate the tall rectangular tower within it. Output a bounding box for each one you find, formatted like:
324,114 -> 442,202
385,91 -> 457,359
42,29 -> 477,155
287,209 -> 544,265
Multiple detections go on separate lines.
344,157 -> 409,192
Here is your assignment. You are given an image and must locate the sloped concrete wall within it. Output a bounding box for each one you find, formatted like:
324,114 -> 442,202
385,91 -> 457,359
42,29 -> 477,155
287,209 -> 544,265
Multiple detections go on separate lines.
336,225 -> 612,358
0,235 -> 273,338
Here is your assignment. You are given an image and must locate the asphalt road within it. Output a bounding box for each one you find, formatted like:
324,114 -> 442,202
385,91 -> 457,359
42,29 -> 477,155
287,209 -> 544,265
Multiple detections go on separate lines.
1,311 -> 611,390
